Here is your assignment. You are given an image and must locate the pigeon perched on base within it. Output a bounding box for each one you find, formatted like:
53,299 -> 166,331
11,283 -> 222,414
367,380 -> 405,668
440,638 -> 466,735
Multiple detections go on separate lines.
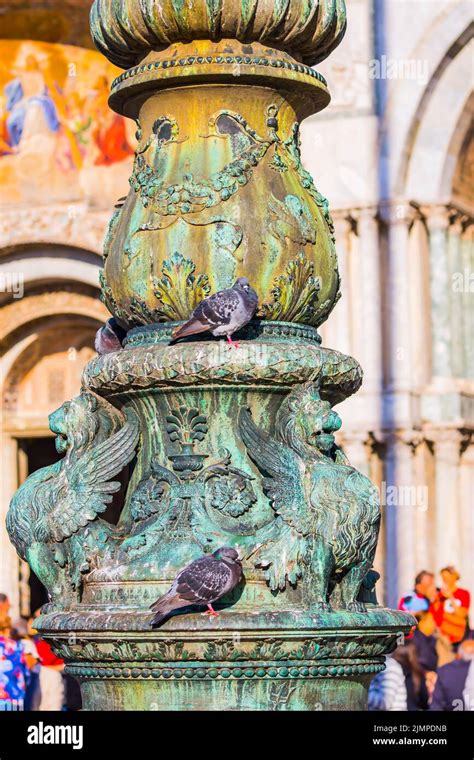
149,547 -> 242,627
95,318 -> 127,355
171,277 -> 258,348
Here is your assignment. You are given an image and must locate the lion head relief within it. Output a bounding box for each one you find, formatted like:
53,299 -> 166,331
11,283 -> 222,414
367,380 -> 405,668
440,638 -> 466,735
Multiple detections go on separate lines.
276,383 -> 342,459
48,391 -> 125,458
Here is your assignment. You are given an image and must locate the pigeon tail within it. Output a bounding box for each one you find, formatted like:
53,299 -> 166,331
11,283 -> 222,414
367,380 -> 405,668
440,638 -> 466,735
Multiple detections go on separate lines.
150,609 -> 170,628
149,592 -> 184,628
171,320 -> 210,340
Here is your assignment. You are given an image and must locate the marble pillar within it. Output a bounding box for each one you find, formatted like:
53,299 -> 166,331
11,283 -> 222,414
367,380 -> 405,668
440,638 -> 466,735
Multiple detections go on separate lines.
343,433 -> 370,477
381,203 -> 415,411
0,433 -> 20,616
356,207 -> 382,398
461,222 -> 473,379
425,205 -> 452,380
431,428 -> 462,568
328,212 -> 352,357
459,439 -> 474,595
447,213 -> 464,378
384,433 -> 417,606
413,439 -> 433,575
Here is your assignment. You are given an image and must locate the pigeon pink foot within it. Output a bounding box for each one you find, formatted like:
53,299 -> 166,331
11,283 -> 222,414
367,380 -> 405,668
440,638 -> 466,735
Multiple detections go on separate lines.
226,335 -> 240,349
202,604 -> 219,617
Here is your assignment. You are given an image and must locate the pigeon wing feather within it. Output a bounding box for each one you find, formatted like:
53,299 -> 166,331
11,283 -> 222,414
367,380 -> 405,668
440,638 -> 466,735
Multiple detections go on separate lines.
171,289 -> 240,339
175,557 -> 235,604
196,289 -> 239,327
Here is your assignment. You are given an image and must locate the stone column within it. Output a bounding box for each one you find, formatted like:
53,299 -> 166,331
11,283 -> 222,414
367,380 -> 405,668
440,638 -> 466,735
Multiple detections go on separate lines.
461,221 -> 473,379
377,203 -> 417,606
430,428 -> 462,568
413,439 -> 433,574
380,203 -> 415,424
0,433 -> 20,617
447,212 -> 464,378
356,207 -> 382,397
425,205 -> 452,380
368,438 -> 386,603
338,209 -> 382,494
328,212 -> 352,356
460,438 -> 474,596
383,433 -> 417,607
16,441 -> 31,617
343,433 -> 370,477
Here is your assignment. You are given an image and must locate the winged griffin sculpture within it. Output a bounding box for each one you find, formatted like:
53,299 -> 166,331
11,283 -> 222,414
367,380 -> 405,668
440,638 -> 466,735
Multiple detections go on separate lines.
239,383 -> 380,612
6,392 -> 139,608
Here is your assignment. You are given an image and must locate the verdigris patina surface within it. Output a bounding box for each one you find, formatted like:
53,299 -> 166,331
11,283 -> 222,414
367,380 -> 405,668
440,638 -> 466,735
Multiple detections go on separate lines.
6,0 -> 414,710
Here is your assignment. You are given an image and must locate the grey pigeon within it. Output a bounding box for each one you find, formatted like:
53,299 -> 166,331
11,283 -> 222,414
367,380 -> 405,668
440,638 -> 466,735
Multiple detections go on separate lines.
94,317 -> 127,355
149,547 -> 242,627
171,277 -> 258,348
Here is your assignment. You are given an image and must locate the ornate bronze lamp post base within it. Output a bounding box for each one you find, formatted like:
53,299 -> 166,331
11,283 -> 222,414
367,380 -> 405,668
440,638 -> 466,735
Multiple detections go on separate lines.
7,2 -> 414,711
39,608 -> 410,711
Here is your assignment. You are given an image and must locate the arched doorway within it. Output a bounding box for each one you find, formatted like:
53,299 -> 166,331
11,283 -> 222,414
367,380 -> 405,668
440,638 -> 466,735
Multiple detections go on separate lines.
0,249 -> 108,617
4,322 -> 99,615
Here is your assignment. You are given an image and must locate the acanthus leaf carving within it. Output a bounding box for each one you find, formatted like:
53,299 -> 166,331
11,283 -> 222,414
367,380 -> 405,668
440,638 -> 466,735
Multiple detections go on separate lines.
151,251 -> 211,321
260,252 -> 321,323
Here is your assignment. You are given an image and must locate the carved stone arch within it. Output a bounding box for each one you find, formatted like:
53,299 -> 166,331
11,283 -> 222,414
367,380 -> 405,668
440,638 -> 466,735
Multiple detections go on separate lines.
444,92 -> 474,207
403,40 -> 474,203
395,11 -> 474,199
0,289 -> 107,422
0,207 -> 109,255
0,243 -> 104,296
372,0 -> 473,199
0,290 -> 108,348
2,322 -> 97,417
0,277 -> 109,618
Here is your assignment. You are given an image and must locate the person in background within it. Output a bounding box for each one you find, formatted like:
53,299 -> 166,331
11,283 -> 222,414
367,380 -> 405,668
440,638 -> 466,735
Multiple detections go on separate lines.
398,569 -> 455,666
391,640 -> 426,711
397,575 -> 439,709
10,617 -> 40,710
393,594 -> 438,710
0,615 -> 35,709
430,634 -> 474,711
432,567 -> 470,649
29,610 -> 65,711
413,608 -> 438,674
368,655 -> 408,711
425,669 -> 438,704
0,594 -> 10,619
398,570 -> 438,613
